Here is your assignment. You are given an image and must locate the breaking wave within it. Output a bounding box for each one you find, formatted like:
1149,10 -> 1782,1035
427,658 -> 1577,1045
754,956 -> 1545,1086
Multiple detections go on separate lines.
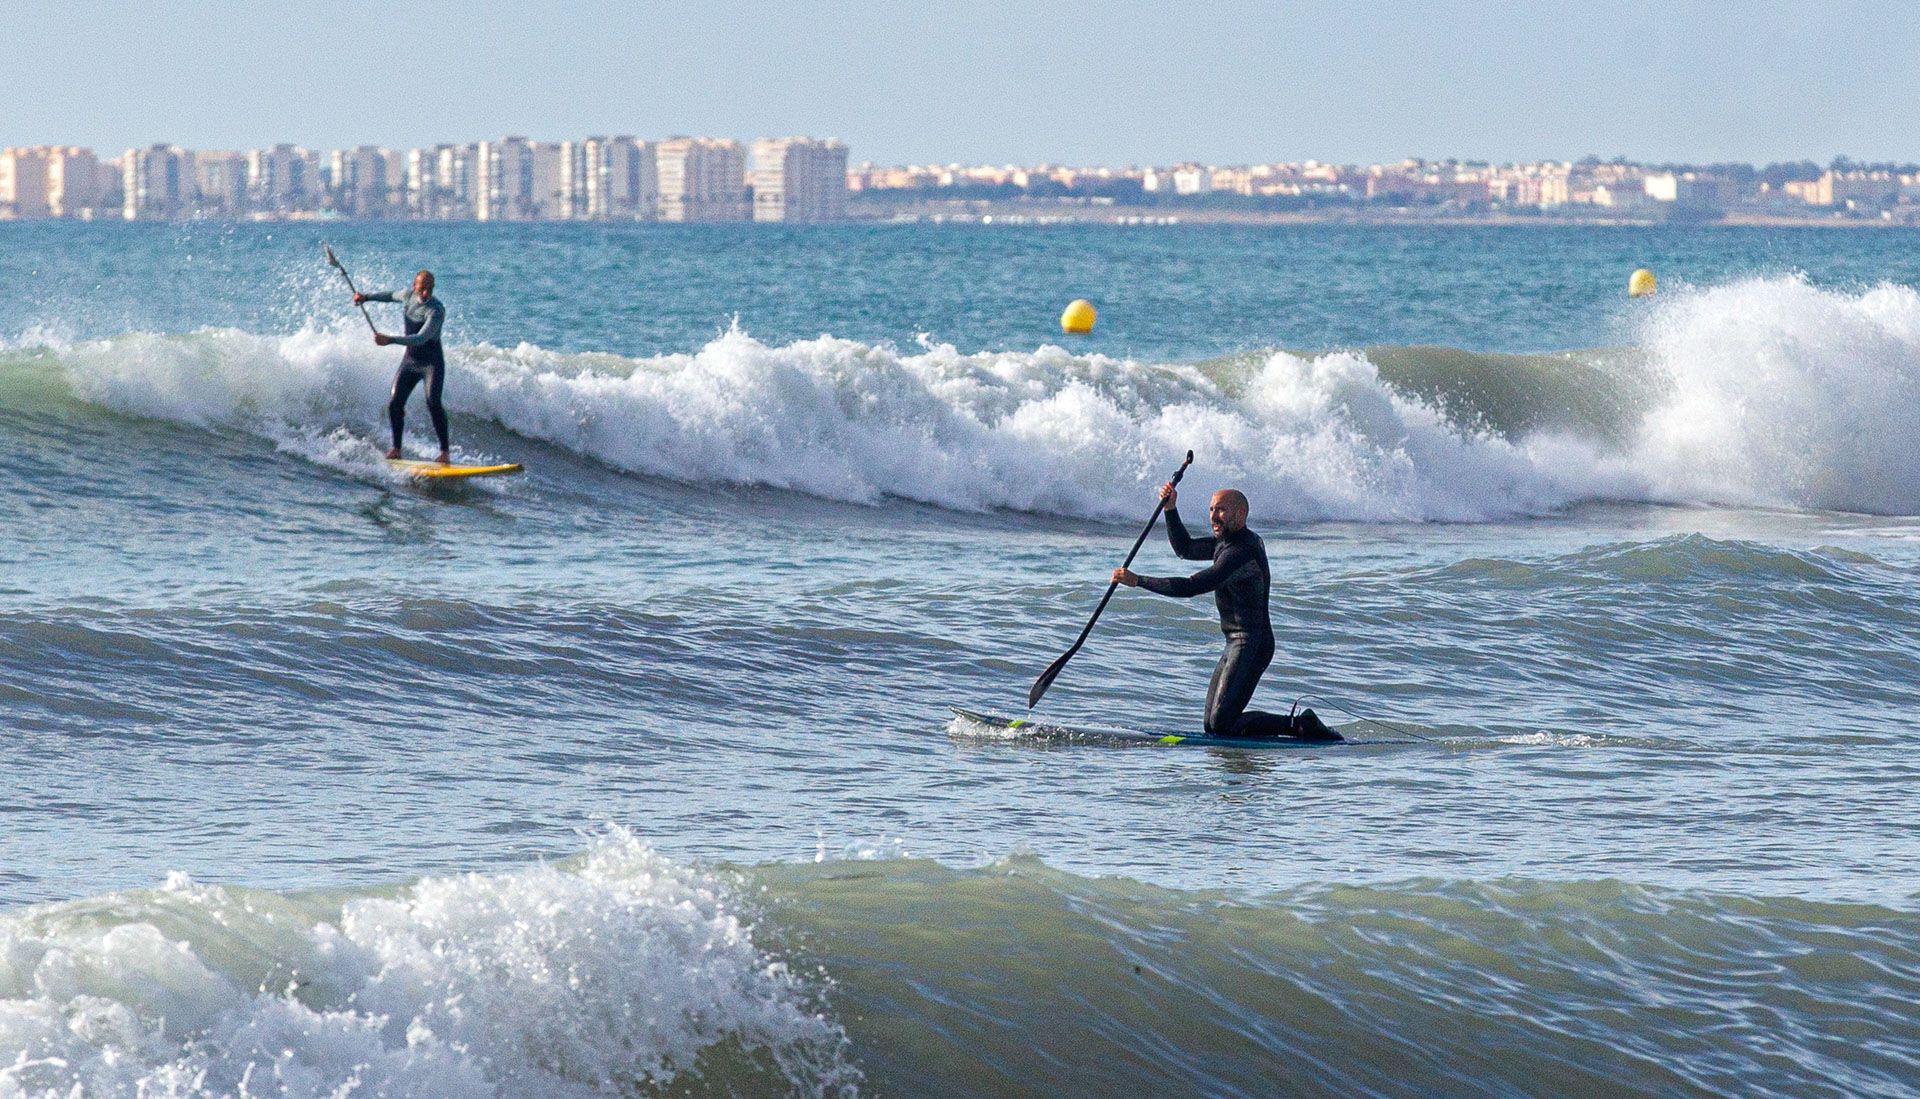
5,838 -> 1916,1098
6,274 -> 1920,520
0,831 -> 855,1098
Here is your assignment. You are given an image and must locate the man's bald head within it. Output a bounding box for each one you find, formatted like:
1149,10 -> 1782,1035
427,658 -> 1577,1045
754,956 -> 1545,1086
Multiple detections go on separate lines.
1208,489 -> 1249,535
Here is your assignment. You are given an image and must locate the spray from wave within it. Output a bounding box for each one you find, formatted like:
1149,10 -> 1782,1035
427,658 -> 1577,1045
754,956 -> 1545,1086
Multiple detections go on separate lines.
10,274 -> 1920,520
0,830 -> 856,1098
5,838 -> 1915,1098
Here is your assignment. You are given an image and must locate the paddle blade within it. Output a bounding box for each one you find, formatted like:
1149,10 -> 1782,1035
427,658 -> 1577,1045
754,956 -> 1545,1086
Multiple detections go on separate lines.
323,242 -> 340,268
1028,650 -> 1072,709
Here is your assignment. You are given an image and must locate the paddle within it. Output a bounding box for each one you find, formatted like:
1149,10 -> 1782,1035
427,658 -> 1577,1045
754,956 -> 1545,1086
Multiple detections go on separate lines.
1027,450 -> 1194,709
322,242 -> 379,335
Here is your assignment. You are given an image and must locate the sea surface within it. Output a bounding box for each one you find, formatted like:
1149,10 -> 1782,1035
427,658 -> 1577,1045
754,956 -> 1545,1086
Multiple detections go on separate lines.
3,221 -> 1919,1097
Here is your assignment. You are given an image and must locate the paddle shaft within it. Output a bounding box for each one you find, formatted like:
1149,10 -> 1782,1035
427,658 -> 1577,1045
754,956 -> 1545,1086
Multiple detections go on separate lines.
323,243 -> 380,334
1027,451 -> 1193,709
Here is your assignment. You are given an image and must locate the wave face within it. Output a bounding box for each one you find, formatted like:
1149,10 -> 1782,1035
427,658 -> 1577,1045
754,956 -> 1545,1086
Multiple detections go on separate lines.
766,856 -> 1920,1099
0,832 -> 855,1098
4,836 -> 1915,1098
7,274 -> 1920,521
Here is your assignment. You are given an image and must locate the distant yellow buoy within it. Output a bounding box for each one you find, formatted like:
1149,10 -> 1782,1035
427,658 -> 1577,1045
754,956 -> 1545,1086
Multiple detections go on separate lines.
1628,269 -> 1658,298
1061,299 -> 1097,334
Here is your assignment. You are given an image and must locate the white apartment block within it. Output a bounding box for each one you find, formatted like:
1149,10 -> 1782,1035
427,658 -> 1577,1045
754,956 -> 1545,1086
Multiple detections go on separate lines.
247,144 -> 315,211
0,148 -> 51,218
561,140 -> 591,219
123,144 -> 192,219
476,137 -> 534,221
1171,165 -> 1212,196
657,137 -> 747,222
445,144 -> 477,217
404,149 -> 430,215
529,142 -> 565,219
601,137 -> 658,220
0,146 -> 104,218
750,137 -> 848,222
194,152 -> 248,214
329,146 -> 396,216
46,147 -> 104,217
419,144 -> 476,219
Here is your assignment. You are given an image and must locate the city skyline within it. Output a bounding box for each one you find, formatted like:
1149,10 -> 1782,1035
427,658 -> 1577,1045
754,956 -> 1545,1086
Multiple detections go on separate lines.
7,0 -> 1918,167
7,129 -> 1915,225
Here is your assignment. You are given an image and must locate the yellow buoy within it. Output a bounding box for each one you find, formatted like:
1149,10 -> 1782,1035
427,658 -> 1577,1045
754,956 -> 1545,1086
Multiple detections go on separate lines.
1060,299 -> 1097,334
1628,269 -> 1657,298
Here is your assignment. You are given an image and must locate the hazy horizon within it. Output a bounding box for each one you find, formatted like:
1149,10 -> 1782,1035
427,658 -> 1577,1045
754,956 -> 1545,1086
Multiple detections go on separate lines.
9,0 -> 1918,165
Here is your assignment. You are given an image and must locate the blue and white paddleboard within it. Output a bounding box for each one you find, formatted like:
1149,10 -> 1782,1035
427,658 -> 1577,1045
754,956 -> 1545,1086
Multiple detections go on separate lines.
949,707 -> 1357,750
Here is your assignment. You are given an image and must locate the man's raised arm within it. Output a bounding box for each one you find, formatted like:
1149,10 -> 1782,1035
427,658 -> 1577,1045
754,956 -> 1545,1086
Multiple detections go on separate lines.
1161,482 -> 1214,561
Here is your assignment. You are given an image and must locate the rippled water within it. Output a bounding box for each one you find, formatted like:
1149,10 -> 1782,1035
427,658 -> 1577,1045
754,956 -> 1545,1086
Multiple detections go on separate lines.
4,223 -> 1920,1096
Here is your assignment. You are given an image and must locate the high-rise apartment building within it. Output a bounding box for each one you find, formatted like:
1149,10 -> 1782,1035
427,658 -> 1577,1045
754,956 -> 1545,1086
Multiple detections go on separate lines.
404,149 -> 430,216
432,143 -> 476,218
476,137 -> 534,221
193,152 -> 247,215
419,144 -> 476,219
562,136 -> 658,220
329,146 -> 395,216
657,137 -> 747,222
247,144 -> 315,212
619,137 -> 661,220
528,142 -> 565,219
0,148 -> 52,218
600,137 -> 658,220
750,137 -> 849,222
45,147 -> 104,217
123,145 -> 191,219
561,140 -> 592,220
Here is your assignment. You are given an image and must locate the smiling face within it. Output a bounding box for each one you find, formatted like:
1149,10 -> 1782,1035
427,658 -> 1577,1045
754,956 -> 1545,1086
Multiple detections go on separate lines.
1209,489 -> 1249,537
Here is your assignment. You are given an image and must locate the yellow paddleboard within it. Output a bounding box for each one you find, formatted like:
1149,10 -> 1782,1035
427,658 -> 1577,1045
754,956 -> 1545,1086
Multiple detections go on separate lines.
388,459 -> 525,480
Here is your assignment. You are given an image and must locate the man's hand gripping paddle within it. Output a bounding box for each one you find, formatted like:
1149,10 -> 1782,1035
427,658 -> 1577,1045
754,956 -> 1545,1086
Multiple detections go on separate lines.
323,242 -> 379,335
1027,450 -> 1194,710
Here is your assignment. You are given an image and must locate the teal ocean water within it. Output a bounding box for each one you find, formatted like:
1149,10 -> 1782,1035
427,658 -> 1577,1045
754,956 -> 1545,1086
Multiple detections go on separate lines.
4,223 -> 1920,1096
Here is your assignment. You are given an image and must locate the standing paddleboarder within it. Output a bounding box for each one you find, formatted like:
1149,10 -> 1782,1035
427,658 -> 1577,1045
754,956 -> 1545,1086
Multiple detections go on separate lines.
1113,483 -> 1340,740
355,270 -> 449,463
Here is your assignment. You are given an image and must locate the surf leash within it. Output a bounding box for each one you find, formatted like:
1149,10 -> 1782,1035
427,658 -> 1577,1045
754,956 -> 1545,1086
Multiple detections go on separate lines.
1292,693 -> 1435,742
1028,450 -> 1194,709
323,242 -> 380,335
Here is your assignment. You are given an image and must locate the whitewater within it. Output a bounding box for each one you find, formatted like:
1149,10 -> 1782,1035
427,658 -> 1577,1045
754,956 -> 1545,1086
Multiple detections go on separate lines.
26,272 -> 1920,521
4,221 -> 1920,1096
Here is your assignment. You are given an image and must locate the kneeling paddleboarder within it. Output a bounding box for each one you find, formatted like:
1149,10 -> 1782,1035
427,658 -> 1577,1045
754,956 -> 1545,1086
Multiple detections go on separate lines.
355,269 -> 449,463
1114,483 -> 1339,741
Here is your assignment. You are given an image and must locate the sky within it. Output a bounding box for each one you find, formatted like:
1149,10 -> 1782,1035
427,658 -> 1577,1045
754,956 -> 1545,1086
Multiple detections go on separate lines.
9,0 -> 1918,166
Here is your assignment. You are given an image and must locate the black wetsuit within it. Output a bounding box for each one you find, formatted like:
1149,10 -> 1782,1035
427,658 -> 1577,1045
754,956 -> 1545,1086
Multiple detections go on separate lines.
366,288 -> 449,453
1137,509 -> 1339,740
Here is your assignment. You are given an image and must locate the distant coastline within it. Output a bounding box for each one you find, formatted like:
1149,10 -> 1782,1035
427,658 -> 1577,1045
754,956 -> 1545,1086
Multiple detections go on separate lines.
849,198 -> 1920,229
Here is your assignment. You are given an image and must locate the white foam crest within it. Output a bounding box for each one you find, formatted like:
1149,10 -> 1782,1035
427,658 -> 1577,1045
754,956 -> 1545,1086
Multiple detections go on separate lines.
55,323 -> 510,479
0,831 -> 857,1098
57,321 -> 1606,520
44,277 -> 1920,520
453,329 -> 1624,521
1632,276 -> 1920,513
